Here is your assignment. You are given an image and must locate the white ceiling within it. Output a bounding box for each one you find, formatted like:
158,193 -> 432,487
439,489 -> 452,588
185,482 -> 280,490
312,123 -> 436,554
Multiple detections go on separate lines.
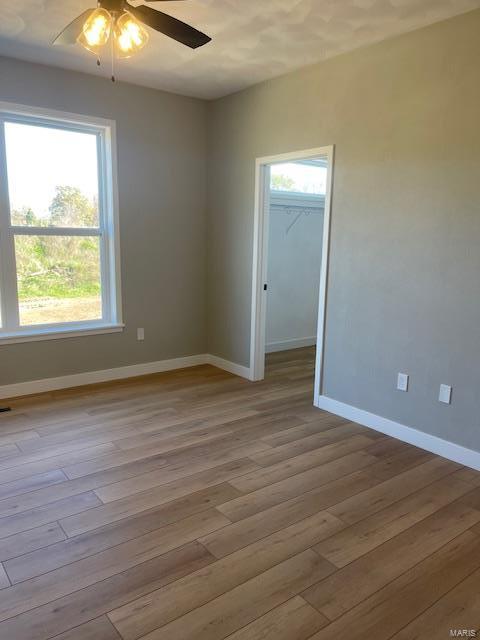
0,0 -> 479,100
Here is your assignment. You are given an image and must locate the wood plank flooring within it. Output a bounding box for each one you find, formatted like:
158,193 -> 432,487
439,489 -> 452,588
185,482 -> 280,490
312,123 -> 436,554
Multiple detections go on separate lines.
0,347 -> 479,639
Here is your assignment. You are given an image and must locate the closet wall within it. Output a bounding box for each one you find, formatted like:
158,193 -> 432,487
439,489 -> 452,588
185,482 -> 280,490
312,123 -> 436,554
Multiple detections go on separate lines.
265,192 -> 324,352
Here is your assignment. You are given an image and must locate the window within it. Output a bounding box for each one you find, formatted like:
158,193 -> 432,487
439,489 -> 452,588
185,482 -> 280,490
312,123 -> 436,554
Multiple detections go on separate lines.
270,161 -> 328,195
0,104 -> 122,343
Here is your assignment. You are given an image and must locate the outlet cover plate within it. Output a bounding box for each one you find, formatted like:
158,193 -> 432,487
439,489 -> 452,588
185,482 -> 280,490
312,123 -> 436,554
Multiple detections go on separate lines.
439,384 -> 452,405
397,373 -> 409,392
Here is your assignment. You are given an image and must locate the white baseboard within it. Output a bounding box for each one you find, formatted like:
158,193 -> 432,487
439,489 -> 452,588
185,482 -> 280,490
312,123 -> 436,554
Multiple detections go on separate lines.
315,394 -> 480,472
266,336 -> 317,353
204,355 -> 252,381
0,353 -> 251,400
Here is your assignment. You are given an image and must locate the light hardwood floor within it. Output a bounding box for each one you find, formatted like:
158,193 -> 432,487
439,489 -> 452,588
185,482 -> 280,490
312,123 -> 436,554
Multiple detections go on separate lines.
0,347 -> 479,639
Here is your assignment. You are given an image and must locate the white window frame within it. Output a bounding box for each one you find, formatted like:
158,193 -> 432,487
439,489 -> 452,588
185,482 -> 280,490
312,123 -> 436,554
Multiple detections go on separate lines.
0,102 -> 123,345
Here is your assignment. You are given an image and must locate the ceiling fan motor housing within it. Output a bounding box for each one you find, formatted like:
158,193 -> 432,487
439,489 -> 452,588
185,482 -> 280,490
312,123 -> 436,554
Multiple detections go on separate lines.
98,0 -> 126,13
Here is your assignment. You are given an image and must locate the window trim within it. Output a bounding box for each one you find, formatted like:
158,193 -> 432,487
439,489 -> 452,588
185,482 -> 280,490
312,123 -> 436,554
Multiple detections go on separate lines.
0,102 -> 123,343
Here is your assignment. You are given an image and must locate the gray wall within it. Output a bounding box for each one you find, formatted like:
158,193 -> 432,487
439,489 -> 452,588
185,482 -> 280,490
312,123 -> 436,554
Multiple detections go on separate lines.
266,196 -> 324,350
0,56 -> 208,385
207,10 -> 480,451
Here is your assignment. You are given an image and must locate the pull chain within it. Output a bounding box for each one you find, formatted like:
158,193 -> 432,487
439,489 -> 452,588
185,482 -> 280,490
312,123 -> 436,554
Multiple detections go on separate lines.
111,27 -> 115,82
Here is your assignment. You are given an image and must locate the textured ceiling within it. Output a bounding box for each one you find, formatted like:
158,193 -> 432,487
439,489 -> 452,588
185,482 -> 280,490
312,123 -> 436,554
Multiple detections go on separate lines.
0,0 -> 479,99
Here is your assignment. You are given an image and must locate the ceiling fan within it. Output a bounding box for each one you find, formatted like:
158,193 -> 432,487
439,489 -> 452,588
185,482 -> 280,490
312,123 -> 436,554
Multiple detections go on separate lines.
53,0 -> 211,66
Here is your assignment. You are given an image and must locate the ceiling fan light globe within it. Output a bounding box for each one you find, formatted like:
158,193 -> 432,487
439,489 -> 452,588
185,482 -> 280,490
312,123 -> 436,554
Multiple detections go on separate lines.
77,8 -> 112,54
115,11 -> 149,58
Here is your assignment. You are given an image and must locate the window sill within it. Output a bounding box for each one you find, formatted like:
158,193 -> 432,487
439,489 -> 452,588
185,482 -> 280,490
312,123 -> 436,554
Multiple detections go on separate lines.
0,323 -> 125,345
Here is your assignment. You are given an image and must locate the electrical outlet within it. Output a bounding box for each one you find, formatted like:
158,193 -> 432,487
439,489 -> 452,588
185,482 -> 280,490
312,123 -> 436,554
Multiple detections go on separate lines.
397,373 -> 409,392
439,384 -> 452,405
137,328 -> 145,341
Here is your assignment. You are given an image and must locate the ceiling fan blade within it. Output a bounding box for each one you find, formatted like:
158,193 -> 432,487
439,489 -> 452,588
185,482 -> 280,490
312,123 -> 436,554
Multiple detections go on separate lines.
53,9 -> 95,45
128,4 -> 211,49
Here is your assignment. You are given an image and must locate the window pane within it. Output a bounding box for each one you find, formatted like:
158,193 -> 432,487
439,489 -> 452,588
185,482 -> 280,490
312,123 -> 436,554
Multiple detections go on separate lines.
270,162 -> 327,195
15,235 -> 102,326
5,122 -> 99,227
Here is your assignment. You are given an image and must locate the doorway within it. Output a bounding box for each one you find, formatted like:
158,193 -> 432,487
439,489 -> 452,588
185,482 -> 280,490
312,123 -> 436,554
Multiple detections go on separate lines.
249,146 -> 334,406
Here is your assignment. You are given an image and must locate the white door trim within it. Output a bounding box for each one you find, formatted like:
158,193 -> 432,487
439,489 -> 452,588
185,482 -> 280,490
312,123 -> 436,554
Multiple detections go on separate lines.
249,145 -> 335,397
